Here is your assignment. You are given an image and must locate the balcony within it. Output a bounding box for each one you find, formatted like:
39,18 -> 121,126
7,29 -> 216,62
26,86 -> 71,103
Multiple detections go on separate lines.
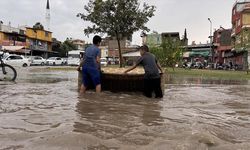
231,28 -> 236,37
0,40 -> 26,46
29,45 -> 48,51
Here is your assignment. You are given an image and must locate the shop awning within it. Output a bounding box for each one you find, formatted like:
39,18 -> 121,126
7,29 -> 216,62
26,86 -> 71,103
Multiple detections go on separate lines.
1,46 -> 30,54
182,52 -> 190,58
189,51 -> 210,57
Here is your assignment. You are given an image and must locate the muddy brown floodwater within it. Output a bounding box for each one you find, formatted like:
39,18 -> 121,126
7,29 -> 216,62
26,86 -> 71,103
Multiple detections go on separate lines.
0,67 -> 250,150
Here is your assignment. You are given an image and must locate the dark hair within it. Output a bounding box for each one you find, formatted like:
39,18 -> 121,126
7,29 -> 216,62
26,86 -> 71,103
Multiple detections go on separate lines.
140,45 -> 149,52
93,35 -> 102,45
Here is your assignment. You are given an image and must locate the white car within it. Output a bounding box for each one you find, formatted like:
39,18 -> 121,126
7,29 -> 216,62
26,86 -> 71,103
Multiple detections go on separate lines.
61,57 -> 68,65
3,54 -> 31,67
67,57 -> 80,66
46,57 -> 63,66
30,56 -> 46,66
100,58 -> 107,66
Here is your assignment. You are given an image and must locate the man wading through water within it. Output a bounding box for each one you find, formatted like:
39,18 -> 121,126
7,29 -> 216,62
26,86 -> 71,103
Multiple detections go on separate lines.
124,45 -> 164,98
77,35 -> 102,94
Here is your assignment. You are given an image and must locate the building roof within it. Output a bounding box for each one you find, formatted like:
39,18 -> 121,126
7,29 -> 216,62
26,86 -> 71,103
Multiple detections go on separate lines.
162,32 -> 180,37
26,27 -> 52,33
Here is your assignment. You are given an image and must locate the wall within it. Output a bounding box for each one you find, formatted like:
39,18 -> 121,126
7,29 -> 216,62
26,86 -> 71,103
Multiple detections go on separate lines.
242,13 -> 250,25
26,28 -> 52,42
146,33 -> 162,46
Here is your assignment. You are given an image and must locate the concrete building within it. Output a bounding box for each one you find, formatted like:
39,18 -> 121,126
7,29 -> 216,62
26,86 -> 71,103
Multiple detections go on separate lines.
100,36 -> 132,61
0,22 -> 29,54
213,27 -> 232,65
99,46 -> 108,58
184,44 -> 212,64
231,0 -> 250,70
145,30 -> 188,47
146,32 -> 162,46
26,26 -> 53,58
70,39 -> 85,50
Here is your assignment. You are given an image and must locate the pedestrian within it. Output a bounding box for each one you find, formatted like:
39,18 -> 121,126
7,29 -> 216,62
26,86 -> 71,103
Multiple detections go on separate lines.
124,45 -> 164,98
77,35 -> 102,94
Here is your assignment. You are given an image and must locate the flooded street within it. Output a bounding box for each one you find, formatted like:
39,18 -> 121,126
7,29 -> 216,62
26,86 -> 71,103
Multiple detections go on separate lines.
0,67 -> 250,150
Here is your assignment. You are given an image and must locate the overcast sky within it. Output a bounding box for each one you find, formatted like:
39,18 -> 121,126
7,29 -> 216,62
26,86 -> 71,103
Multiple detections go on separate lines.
0,0 -> 236,45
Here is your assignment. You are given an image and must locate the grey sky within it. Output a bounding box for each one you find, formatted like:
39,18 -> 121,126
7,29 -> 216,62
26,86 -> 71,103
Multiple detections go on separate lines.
0,0 -> 236,45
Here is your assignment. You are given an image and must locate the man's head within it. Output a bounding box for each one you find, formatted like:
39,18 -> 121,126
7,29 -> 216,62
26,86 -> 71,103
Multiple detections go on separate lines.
93,35 -> 102,46
139,45 -> 149,56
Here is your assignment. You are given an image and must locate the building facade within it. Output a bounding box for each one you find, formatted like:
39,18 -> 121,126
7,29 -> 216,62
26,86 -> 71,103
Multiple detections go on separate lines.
0,23 -> 29,53
184,44 -> 212,65
146,32 -> 162,46
213,27 -> 232,65
71,39 -> 85,50
231,1 -> 250,70
26,27 -> 52,58
0,23 -> 26,47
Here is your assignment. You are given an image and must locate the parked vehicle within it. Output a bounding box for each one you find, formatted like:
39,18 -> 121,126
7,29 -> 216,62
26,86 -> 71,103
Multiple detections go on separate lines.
194,61 -> 204,69
29,56 -> 46,66
100,58 -> 107,66
61,57 -> 68,65
46,57 -> 63,66
67,50 -> 84,66
3,54 -> 31,67
0,51 -> 17,81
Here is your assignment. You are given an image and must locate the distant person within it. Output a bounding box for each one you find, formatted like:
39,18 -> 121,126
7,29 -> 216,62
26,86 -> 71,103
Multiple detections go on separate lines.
77,35 -> 102,94
124,45 -> 164,98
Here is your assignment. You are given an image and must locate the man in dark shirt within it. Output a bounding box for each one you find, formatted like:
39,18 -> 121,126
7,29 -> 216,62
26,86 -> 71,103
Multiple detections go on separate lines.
124,45 -> 163,98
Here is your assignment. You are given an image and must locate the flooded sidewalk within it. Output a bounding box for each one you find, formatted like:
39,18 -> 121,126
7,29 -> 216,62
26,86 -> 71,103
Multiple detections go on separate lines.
0,67 -> 250,150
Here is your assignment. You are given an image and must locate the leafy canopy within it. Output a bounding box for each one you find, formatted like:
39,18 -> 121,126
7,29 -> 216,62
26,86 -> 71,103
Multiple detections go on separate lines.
150,37 -> 183,69
77,0 -> 156,37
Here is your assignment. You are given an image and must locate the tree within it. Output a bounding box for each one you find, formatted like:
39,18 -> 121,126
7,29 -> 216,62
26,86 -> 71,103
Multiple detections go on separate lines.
52,38 -> 77,57
77,0 -> 156,67
33,22 -> 44,30
150,37 -> 183,70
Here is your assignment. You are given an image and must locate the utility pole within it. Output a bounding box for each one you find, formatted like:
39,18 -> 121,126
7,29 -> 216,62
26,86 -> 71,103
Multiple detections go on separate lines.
208,18 -> 213,64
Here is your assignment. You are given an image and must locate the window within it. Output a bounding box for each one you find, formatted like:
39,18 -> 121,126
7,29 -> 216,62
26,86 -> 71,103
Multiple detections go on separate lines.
45,32 -> 49,37
238,19 -> 241,27
8,56 -> 22,60
35,57 -> 42,60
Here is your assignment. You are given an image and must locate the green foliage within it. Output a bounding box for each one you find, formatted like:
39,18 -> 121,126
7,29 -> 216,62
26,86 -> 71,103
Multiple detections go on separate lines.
166,67 -> 250,80
150,38 -> 182,69
33,22 -> 44,30
52,39 -> 77,57
77,0 -> 156,67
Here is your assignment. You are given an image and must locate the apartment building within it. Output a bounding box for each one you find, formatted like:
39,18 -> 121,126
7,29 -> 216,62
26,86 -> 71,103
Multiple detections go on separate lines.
231,1 -> 250,70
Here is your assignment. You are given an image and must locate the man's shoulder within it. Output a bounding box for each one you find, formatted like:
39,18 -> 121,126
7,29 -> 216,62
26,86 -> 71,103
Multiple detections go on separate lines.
144,52 -> 155,58
86,45 -> 100,51
92,45 -> 101,51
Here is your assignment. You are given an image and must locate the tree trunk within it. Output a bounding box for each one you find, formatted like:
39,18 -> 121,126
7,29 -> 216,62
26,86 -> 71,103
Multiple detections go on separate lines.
116,32 -> 123,68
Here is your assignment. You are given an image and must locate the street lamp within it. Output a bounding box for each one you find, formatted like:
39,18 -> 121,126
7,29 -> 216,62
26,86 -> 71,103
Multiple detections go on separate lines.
208,18 -> 212,43
208,18 -> 213,63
